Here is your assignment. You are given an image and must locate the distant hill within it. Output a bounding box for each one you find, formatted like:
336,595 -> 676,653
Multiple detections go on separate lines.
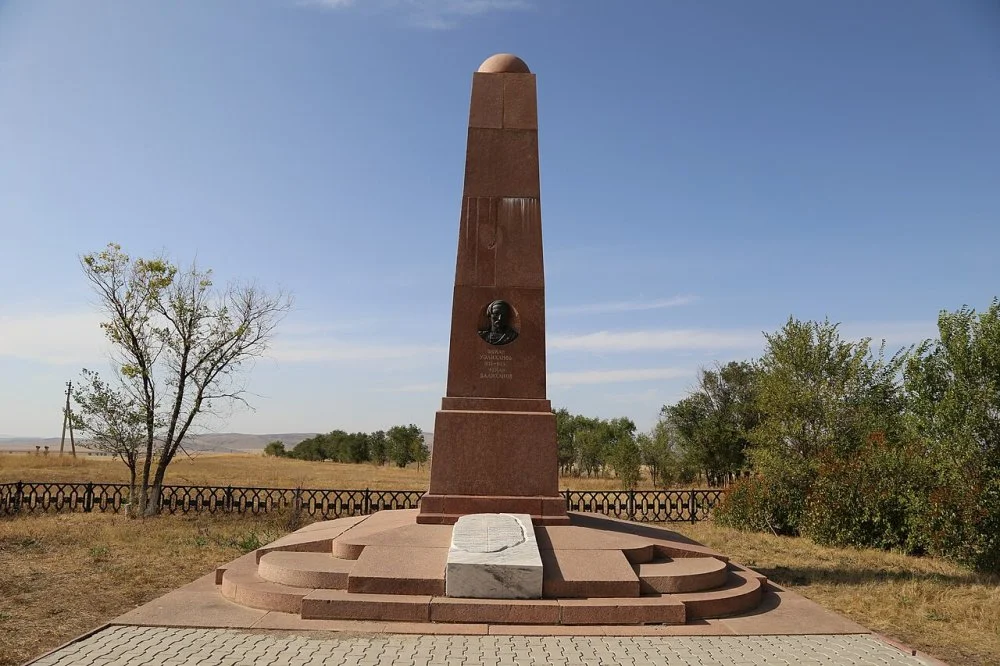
0,432 -> 433,453
0,433 -> 318,454
179,433 -> 320,453
0,437 -> 64,451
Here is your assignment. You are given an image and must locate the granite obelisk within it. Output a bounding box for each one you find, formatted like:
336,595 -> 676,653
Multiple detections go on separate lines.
417,54 -> 568,525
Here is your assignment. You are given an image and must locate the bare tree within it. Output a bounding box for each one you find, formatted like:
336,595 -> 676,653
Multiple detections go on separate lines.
77,243 -> 291,516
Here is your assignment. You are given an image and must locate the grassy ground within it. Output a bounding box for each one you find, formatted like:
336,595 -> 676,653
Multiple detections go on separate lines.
0,453 -> 680,491
671,523 -> 1000,666
0,512 -> 291,666
2,513 -> 996,665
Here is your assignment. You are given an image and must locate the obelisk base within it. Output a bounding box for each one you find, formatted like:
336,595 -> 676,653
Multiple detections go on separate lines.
418,494 -> 569,525
417,405 -> 569,525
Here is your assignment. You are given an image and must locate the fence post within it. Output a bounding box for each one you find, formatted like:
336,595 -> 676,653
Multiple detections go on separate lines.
363,488 -> 371,515
14,481 -> 23,514
225,485 -> 233,512
563,490 -> 570,511
84,482 -> 94,513
294,487 -> 302,515
689,492 -> 697,524
627,490 -> 636,521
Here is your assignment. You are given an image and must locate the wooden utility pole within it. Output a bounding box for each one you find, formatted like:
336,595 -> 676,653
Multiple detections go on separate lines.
59,381 -> 76,457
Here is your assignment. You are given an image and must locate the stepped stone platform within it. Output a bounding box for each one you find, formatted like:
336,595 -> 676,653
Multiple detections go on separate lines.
214,510 -> 768,626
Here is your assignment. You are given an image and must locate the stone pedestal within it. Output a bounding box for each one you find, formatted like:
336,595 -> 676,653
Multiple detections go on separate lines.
419,402 -> 568,525
417,54 -> 567,526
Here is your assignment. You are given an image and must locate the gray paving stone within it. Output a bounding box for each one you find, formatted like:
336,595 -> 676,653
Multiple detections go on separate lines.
26,627 -> 938,666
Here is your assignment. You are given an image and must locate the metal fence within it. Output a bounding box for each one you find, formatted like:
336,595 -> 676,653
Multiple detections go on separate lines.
0,481 -> 724,522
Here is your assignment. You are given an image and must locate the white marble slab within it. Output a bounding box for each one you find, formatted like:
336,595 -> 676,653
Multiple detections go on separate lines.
445,513 -> 543,599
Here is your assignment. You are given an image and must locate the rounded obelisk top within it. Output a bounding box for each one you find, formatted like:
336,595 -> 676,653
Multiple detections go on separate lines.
477,53 -> 530,74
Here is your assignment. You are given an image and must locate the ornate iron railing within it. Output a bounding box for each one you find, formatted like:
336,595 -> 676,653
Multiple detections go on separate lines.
0,481 -> 724,522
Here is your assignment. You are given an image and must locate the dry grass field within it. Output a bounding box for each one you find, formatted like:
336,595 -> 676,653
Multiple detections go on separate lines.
0,452 -> 676,491
0,512 -> 290,666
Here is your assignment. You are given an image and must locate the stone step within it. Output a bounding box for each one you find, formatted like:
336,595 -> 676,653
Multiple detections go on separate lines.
430,597 -> 560,625
635,556 -> 729,594
541,549 -> 641,598
559,595 -> 686,625
253,515 -> 368,563
302,589 -> 432,622
672,570 -> 763,619
219,569 -> 311,614
347,545 -> 447,596
299,590 -> 687,625
257,551 -> 353,590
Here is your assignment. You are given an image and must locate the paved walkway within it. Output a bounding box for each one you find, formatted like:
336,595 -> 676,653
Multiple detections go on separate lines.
31,626 -> 934,665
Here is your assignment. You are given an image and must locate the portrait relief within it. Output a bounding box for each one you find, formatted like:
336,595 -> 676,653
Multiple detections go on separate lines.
478,300 -> 519,346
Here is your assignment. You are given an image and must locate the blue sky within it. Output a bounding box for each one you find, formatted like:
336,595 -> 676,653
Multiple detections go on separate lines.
1,0 -> 998,437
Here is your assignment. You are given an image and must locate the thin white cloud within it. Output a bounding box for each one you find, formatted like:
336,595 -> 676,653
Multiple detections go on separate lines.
373,382 -> 442,393
551,295 -> 698,316
268,338 -> 446,362
0,312 -> 107,365
279,317 -> 389,336
546,321 -> 937,356
301,0 -> 532,28
548,367 -> 692,387
549,328 -> 763,353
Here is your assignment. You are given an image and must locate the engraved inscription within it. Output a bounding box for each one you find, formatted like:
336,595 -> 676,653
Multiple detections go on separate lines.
479,348 -> 513,380
451,514 -> 526,553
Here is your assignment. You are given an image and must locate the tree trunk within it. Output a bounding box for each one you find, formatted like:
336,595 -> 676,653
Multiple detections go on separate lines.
144,454 -> 171,516
144,483 -> 162,517
136,479 -> 148,517
138,438 -> 154,516
127,465 -> 138,519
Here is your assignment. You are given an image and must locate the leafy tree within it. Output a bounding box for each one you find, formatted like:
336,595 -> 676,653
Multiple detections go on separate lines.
369,430 -> 388,466
720,318 -> 906,534
263,440 -> 286,457
600,417 -> 638,487
387,424 -> 422,468
904,300 -> 1000,570
411,432 -> 430,470
71,368 -> 151,513
638,419 -> 678,487
344,431 -> 371,463
606,423 -> 641,490
289,433 -> 330,461
663,361 -> 760,486
76,243 -> 290,516
288,430 -> 371,463
554,408 -> 578,474
752,318 -> 905,463
573,419 -> 606,477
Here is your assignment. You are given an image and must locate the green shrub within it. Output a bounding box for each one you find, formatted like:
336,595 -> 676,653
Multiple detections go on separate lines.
911,468 -> 1000,572
801,436 -> 929,553
714,473 -> 806,536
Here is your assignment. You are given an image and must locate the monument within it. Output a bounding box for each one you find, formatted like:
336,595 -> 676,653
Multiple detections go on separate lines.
417,52 -> 568,526
212,54 -> 768,626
